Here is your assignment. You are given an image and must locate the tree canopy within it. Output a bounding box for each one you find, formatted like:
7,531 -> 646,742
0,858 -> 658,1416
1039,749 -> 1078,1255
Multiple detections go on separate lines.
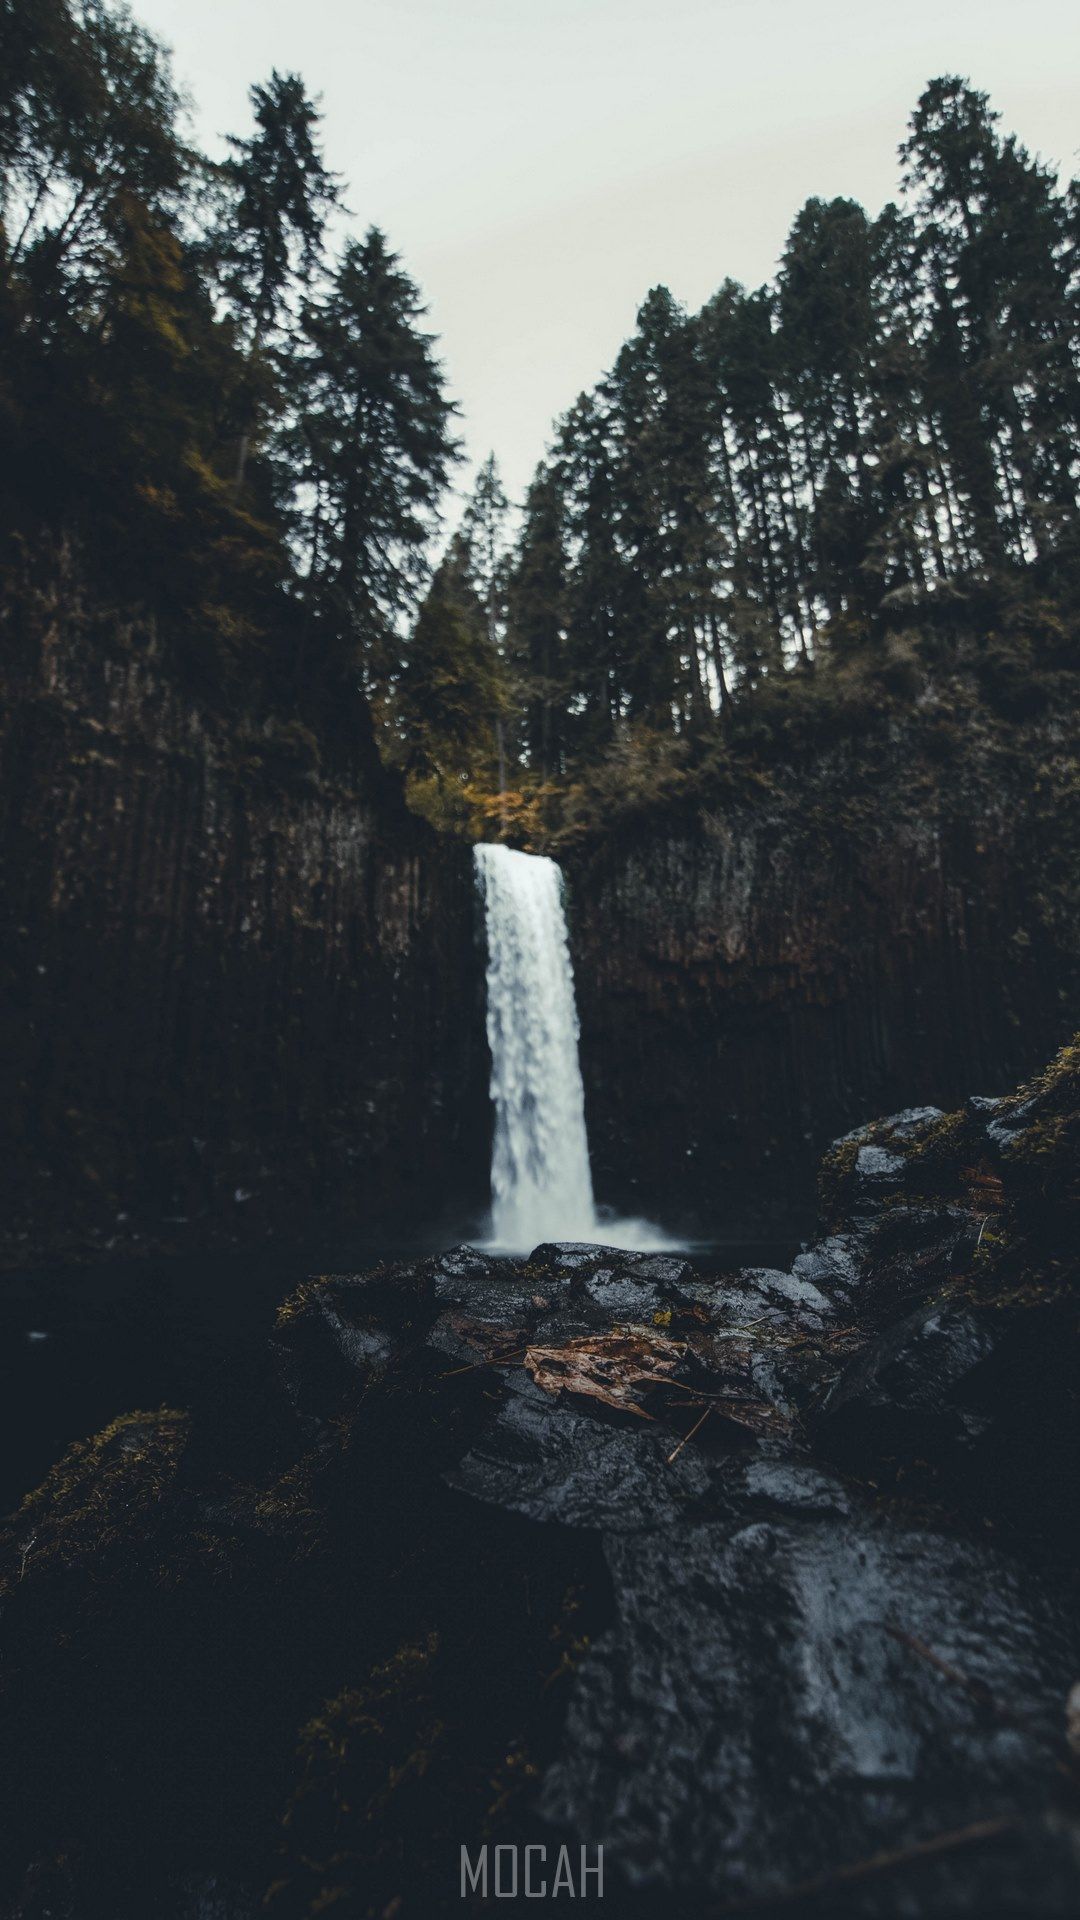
1,16 -> 1077,815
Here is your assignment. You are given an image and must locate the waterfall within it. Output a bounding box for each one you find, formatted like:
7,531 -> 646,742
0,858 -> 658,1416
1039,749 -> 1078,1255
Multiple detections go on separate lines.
475,842 -> 669,1253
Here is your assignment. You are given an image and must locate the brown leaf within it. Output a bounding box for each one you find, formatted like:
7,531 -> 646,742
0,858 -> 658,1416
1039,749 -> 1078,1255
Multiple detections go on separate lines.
524,1329 -> 686,1419
442,1314 -> 526,1363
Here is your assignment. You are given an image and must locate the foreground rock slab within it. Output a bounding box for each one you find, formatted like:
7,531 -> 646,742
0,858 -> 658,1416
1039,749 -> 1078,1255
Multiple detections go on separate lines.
2,1042 -> 1079,1917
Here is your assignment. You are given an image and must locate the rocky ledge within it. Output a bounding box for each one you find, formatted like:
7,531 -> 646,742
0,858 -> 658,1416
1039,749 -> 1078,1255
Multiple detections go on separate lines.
2,1044 -> 1079,1918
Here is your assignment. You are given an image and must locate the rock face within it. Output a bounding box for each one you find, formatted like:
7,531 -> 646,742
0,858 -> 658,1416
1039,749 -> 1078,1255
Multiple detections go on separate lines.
0,562 -> 490,1260
564,738 -> 1080,1230
2,1043 -> 1077,1918
5,562 -> 1079,1263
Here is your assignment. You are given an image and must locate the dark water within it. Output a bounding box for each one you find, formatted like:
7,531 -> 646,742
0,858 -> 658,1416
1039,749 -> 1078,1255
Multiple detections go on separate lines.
0,1213 -> 801,1517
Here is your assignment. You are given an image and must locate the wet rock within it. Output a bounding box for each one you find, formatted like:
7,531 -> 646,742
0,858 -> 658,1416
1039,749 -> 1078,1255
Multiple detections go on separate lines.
744,1263 -> 832,1319
744,1341 -> 840,1420
662,1267 -> 814,1329
529,1241 -> 610,1270
434,1045 -> 1080,1908
625,1253 -> 694,1288
446,1376 -> 718,1530
425,1309 -> 525,1368
737,1453 -> 855,1516
882,1103 -> 947,1138
582,1267 -> 663,1319
431,1243 -> 493,1283
986,1105 -> 1036,1148
791,1233 -> 864,1301
431,1251 -> 554,1325
820,1297 -> 999,1455
539,1505 -> 1077,1911
855,1142 -> 908,1187
271,1276 -> 401,1435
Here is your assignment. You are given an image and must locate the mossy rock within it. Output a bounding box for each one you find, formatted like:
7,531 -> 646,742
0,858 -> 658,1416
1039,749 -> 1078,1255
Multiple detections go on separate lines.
817,1136 -> 861,1229
0,1408 -> 189,1601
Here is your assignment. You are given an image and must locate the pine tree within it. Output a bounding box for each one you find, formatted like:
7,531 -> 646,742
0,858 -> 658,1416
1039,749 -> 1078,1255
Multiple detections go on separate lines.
217,71 -> 342,488
2,0 -> 184,313
607,285 -> 722,725
778,198 -> 879,631
505,462 -> 566,777
293,228 -> 459,702
459,453 -> 513,800
698,281 -> 798,673
397,532 -> 502,786
555,390 -> 627,753
897,77 -> 1079,573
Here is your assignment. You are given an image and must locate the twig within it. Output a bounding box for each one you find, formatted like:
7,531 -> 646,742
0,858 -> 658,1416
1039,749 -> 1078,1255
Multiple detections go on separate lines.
885,1624 -> 995,1710
437,1348 -> 526,1378
714,1816 -> 1015,1913
885,1623 -> 1042,1732
666,1405 -> 713,1465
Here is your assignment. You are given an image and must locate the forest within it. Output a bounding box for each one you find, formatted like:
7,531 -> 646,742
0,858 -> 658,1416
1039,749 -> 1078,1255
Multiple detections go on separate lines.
3,0 -> 1078,841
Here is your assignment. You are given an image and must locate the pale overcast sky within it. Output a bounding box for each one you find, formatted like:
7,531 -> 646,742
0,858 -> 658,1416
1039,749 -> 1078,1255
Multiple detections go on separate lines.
137,0 -> 1079,508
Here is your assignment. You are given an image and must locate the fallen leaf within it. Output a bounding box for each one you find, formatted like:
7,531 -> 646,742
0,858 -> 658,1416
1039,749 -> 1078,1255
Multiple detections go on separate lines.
524,1328 -> 686,1418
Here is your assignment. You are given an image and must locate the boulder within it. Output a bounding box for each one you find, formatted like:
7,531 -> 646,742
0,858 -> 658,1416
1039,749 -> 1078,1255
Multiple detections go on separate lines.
820,1296 -> 1000,1455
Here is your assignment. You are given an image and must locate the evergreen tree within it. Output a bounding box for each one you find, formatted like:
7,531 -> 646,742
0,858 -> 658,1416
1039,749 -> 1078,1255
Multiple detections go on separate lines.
505,462 -> 566,777
900,77 -> 1079,571
778,198 -> 878,628
556,390 -> 627,752
294,228 -> 459,699
459,453 -> 513,796
607,285 -> 723,725
397,532 -> 502,785
1,0 -> 184,315
216,71 -> 342,488
0,0 -> 462,738
698,281 -> 799,672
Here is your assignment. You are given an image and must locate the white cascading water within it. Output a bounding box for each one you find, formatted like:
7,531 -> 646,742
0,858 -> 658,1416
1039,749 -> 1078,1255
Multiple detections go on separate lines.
475,842 -> 670,1253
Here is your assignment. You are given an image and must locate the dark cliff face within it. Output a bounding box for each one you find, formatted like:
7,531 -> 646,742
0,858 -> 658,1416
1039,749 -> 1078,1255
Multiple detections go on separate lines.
0,568 -> 490,1264
5,558 -> 1078,1265
566,724 -> 1080,1235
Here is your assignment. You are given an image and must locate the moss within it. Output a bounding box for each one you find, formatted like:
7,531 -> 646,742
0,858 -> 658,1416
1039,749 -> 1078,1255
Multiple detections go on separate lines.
1001,1038 -> 1080,1200
270,1640 -> 457,1915
275,1277 -> 327,1328
286,1631 -> 446,1842
902,1111 -> 1009,1221
951,1036 -> 1080,1312
905,1108 -> 970,1169
247,1456 -> 329,1562
810,1038 -> 1080,1332
0,1408 -> 188,1598
817,1136 -> 860,1230
270,1556 -> 599,1920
